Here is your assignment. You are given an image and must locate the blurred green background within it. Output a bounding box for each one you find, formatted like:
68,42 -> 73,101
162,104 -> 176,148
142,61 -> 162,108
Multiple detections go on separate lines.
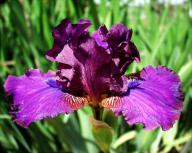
0,0 -> 192,153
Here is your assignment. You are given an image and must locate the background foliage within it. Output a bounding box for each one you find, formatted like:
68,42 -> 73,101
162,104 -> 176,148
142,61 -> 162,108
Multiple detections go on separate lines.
0,0 -> 192,153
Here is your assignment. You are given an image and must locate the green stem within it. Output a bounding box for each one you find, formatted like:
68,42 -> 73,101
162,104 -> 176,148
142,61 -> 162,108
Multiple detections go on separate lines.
92,107 -> 103,121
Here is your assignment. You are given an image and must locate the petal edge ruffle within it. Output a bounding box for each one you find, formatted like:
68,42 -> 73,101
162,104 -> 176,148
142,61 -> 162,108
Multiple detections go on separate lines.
102,66 -> 183,130
4,69 -> 87,127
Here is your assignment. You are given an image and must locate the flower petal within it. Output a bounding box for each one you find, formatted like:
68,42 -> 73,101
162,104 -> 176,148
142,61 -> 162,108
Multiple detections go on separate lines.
106,23 -> 132,48
4,69 -> 87,127
92,24 -> 140,74
45,19 -> 91,61
79,37 -> 128,101
45,19 -> 140,103
55,36 -> 128,102
92,25 -> 108,49
101,66 -> 183,130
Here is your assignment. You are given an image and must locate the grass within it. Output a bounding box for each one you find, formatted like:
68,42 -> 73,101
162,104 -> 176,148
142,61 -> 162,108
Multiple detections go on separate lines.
0,0 -> 192,153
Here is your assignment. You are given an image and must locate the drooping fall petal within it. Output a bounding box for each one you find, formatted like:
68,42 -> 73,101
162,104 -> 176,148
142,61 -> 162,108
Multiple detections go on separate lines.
4,69 -> 87,127
101,66 -> 183,130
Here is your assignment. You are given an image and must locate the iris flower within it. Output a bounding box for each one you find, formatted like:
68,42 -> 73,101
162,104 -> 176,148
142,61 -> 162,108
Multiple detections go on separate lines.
4,19 -> 183,130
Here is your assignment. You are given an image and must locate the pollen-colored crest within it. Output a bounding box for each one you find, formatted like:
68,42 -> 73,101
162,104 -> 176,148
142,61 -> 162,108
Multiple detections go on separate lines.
101,96 -> 121,108
63,94 -> 88,110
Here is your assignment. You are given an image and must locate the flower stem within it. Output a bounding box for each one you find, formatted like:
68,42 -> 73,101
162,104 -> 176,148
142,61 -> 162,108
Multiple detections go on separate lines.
92,107 -> 103,121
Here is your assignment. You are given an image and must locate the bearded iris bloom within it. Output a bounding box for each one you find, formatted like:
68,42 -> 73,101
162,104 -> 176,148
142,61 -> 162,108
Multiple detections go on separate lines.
4,19 -> 183,130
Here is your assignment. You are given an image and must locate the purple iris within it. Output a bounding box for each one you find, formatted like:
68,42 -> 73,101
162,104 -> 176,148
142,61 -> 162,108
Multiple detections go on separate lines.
4,19 -> 183,130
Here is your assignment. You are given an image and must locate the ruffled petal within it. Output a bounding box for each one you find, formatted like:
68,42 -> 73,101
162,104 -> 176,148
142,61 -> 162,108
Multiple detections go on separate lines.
92,24 -> 140,74
45,19 -> 140,103
106,23 -> 132,48
4,69 -> 87,127
55,44 -> 84,95
45,19 -> 91,61
92,25 -> 108,49
78,37 -> 129,101
55,36 -> 128,102
101,66 -> 183,130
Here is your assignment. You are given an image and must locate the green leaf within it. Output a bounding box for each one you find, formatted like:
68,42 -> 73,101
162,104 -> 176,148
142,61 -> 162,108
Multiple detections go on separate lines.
102,109 -> 118,130
163,122 -> 178,146
112,131 -> 136,149
150,130 -> 163,153
136,130 -> 158,152
90,117 -> 114,153
179,61 -> 192,84
77,108 -> 99,153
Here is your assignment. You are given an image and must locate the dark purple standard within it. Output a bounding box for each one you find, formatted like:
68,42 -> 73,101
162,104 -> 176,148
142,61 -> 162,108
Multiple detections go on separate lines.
4,19 -> 183,130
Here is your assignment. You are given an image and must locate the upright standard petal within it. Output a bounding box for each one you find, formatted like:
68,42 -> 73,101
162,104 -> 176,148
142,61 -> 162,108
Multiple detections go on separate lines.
45,19 -> 91,61
92,24 -> 140,74
101,66 -> 183,130
54,35 -> 128,103
45,20 -> 137,103
4,69 -> 87,127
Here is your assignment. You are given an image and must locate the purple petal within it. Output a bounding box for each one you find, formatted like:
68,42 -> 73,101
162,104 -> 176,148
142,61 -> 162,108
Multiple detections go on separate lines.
79,37 -> 129,101
92,23 -> 140,74
106,23 -> 132,48
4,69 -> 87,127
45,19 -> 91,61
45,19 -> 140,103
102,66 -> 183,130
92,25 -> 108,49
55,36 -> 128,102
54,44 -> 85,95
106,24 -> 140,72
73,19 -> 91,38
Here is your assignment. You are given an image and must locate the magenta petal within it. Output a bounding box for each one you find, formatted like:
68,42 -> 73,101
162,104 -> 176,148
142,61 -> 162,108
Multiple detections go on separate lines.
4,69 -> 86,127
102,66 -> 183,131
